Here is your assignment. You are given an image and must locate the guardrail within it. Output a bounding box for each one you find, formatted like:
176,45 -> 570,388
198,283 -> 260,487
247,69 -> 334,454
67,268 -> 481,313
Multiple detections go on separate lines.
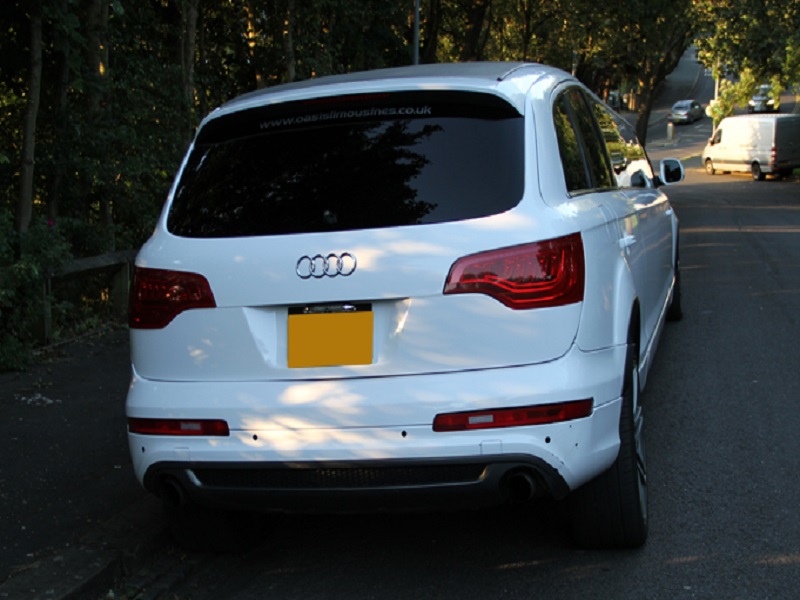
42,249 -> 137,344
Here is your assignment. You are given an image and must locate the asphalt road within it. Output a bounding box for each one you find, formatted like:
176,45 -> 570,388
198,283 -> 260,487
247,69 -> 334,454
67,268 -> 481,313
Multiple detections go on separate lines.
0,329 -> 146,580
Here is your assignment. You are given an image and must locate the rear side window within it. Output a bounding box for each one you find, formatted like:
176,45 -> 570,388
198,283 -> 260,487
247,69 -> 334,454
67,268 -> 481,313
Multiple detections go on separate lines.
167,91 -> 524,238
553,88 -> 615,194
554,96 -> 589,192
591,101 -> 653,188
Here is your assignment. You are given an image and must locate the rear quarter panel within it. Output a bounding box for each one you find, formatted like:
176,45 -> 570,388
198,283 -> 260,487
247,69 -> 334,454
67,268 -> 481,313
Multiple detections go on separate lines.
528,80 -> 640,354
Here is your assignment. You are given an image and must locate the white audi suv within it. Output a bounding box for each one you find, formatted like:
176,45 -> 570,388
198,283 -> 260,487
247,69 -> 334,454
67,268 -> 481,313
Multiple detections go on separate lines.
126,62 -> 684,551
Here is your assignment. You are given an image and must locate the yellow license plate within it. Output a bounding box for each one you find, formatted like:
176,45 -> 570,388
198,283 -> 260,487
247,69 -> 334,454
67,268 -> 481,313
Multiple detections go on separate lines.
288,310 -> 373,368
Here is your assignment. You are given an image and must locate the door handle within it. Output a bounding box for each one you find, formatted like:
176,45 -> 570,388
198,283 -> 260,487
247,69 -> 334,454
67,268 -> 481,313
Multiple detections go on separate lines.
619,235 -> 637,250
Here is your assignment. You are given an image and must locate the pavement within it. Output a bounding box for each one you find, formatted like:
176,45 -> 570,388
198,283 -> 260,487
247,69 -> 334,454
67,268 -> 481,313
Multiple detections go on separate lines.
0,328 -> 166,599
0,49 -> 786,599
0,495 -> 166,599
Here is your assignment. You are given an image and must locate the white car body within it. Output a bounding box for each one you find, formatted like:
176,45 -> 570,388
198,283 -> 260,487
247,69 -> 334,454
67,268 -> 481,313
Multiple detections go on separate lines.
127,62 -> 683,549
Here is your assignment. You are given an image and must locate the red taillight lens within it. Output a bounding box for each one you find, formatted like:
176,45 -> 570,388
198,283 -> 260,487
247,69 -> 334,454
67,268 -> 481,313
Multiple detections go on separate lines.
443,233 -> 585,310
128,418 -> 230,436
433,399 -> 593,432
129,267 -> 216,329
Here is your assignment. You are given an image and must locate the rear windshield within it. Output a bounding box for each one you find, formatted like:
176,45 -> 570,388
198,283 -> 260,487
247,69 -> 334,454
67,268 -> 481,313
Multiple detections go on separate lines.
167,91 -> 524,238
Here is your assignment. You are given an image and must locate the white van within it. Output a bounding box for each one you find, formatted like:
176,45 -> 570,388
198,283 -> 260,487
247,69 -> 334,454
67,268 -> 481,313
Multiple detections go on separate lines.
702,113 -> 800,180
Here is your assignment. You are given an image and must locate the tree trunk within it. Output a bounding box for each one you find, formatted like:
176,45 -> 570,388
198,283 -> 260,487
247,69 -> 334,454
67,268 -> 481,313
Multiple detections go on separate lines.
197,5 -> 208,117
633,17 -> 692,146
245,0 -> 265,88
95,2 -> 113,235
85,0 -> 103,113
181,0 -> 199,108
459,0 -> 492,62
48,0 -> 73,224
16,0 -> 43,234
283,0 -> 296,83
179,0 -> 199,143
420,0 -> 442,64
82,0 -> 114,246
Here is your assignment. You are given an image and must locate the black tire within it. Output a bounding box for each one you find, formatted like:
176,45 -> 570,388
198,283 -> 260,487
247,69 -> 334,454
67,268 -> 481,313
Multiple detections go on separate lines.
752,162 -> 765,181
164,501 -> 268,553
666,251 -> 683,322
704,159 -> 715,176
568,340 -> 648,549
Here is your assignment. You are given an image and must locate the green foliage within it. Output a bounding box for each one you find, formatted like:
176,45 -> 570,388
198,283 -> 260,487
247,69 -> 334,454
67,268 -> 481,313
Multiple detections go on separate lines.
695,0 -> 800,89
707,79 -> 738,126
768,74 -> 785,109
0,215 -> 71,371
707,67 -> 788,125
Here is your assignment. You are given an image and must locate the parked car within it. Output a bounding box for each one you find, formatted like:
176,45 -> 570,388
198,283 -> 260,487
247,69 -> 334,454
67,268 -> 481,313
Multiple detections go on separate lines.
702,113 -> 800,180
667,99 -> 704,124
127,62 -> 684,552
748,84 -> 778,113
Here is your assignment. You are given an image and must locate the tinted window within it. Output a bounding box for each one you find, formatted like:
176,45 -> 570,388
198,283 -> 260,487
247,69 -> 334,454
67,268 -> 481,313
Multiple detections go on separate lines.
553,88 -> 615,193
591,101 -> 653,188
566,89 -> 615,189
168,92 -> 524,238
554,95 -> 590,192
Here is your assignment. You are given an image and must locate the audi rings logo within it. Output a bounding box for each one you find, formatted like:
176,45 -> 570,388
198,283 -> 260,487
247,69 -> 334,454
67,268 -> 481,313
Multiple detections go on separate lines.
296,253 -> 357,279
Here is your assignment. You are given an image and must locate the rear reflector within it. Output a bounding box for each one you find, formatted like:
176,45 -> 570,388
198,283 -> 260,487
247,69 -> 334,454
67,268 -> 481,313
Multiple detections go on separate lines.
443,233 -> 585,310
129,267 -> 216,329
128,418 -> 230,436
433,399 -> 593,432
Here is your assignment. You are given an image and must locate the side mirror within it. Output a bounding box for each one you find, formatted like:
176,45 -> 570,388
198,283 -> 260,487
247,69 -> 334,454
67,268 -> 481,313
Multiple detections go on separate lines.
655,158 -> 684,187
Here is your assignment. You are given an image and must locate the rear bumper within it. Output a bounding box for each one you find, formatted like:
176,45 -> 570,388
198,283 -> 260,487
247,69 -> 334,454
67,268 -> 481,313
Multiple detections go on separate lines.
143,455 -> 571,513
127,343 -> 627,511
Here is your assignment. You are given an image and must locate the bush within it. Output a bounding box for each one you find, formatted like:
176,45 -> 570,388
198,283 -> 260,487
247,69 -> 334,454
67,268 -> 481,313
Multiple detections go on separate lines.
0,215 -> 72,371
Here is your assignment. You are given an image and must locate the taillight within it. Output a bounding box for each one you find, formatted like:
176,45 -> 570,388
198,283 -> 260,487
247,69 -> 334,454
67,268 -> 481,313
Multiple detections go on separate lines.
433,399 -> 593,432
129,267 -> 216,329
443,233 -> 584,310
128,418 -> 230,436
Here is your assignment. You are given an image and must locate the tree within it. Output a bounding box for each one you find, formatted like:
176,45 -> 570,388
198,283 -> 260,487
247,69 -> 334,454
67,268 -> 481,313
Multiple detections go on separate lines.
458,0 -> 493,61
178,0 -> 200,131
420,0 -> 443,63
473,0 -> 694,144
16,0 -> 43,235
626,0 -> 695,144
695,0 -> 800,111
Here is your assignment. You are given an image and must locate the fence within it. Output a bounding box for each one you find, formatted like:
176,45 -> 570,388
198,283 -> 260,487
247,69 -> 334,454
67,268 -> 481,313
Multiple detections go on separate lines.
41,249 -> 137,344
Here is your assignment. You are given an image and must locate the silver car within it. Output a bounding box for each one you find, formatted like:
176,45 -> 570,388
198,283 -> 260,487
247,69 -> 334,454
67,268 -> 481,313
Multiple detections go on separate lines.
668,99 -> 704,124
